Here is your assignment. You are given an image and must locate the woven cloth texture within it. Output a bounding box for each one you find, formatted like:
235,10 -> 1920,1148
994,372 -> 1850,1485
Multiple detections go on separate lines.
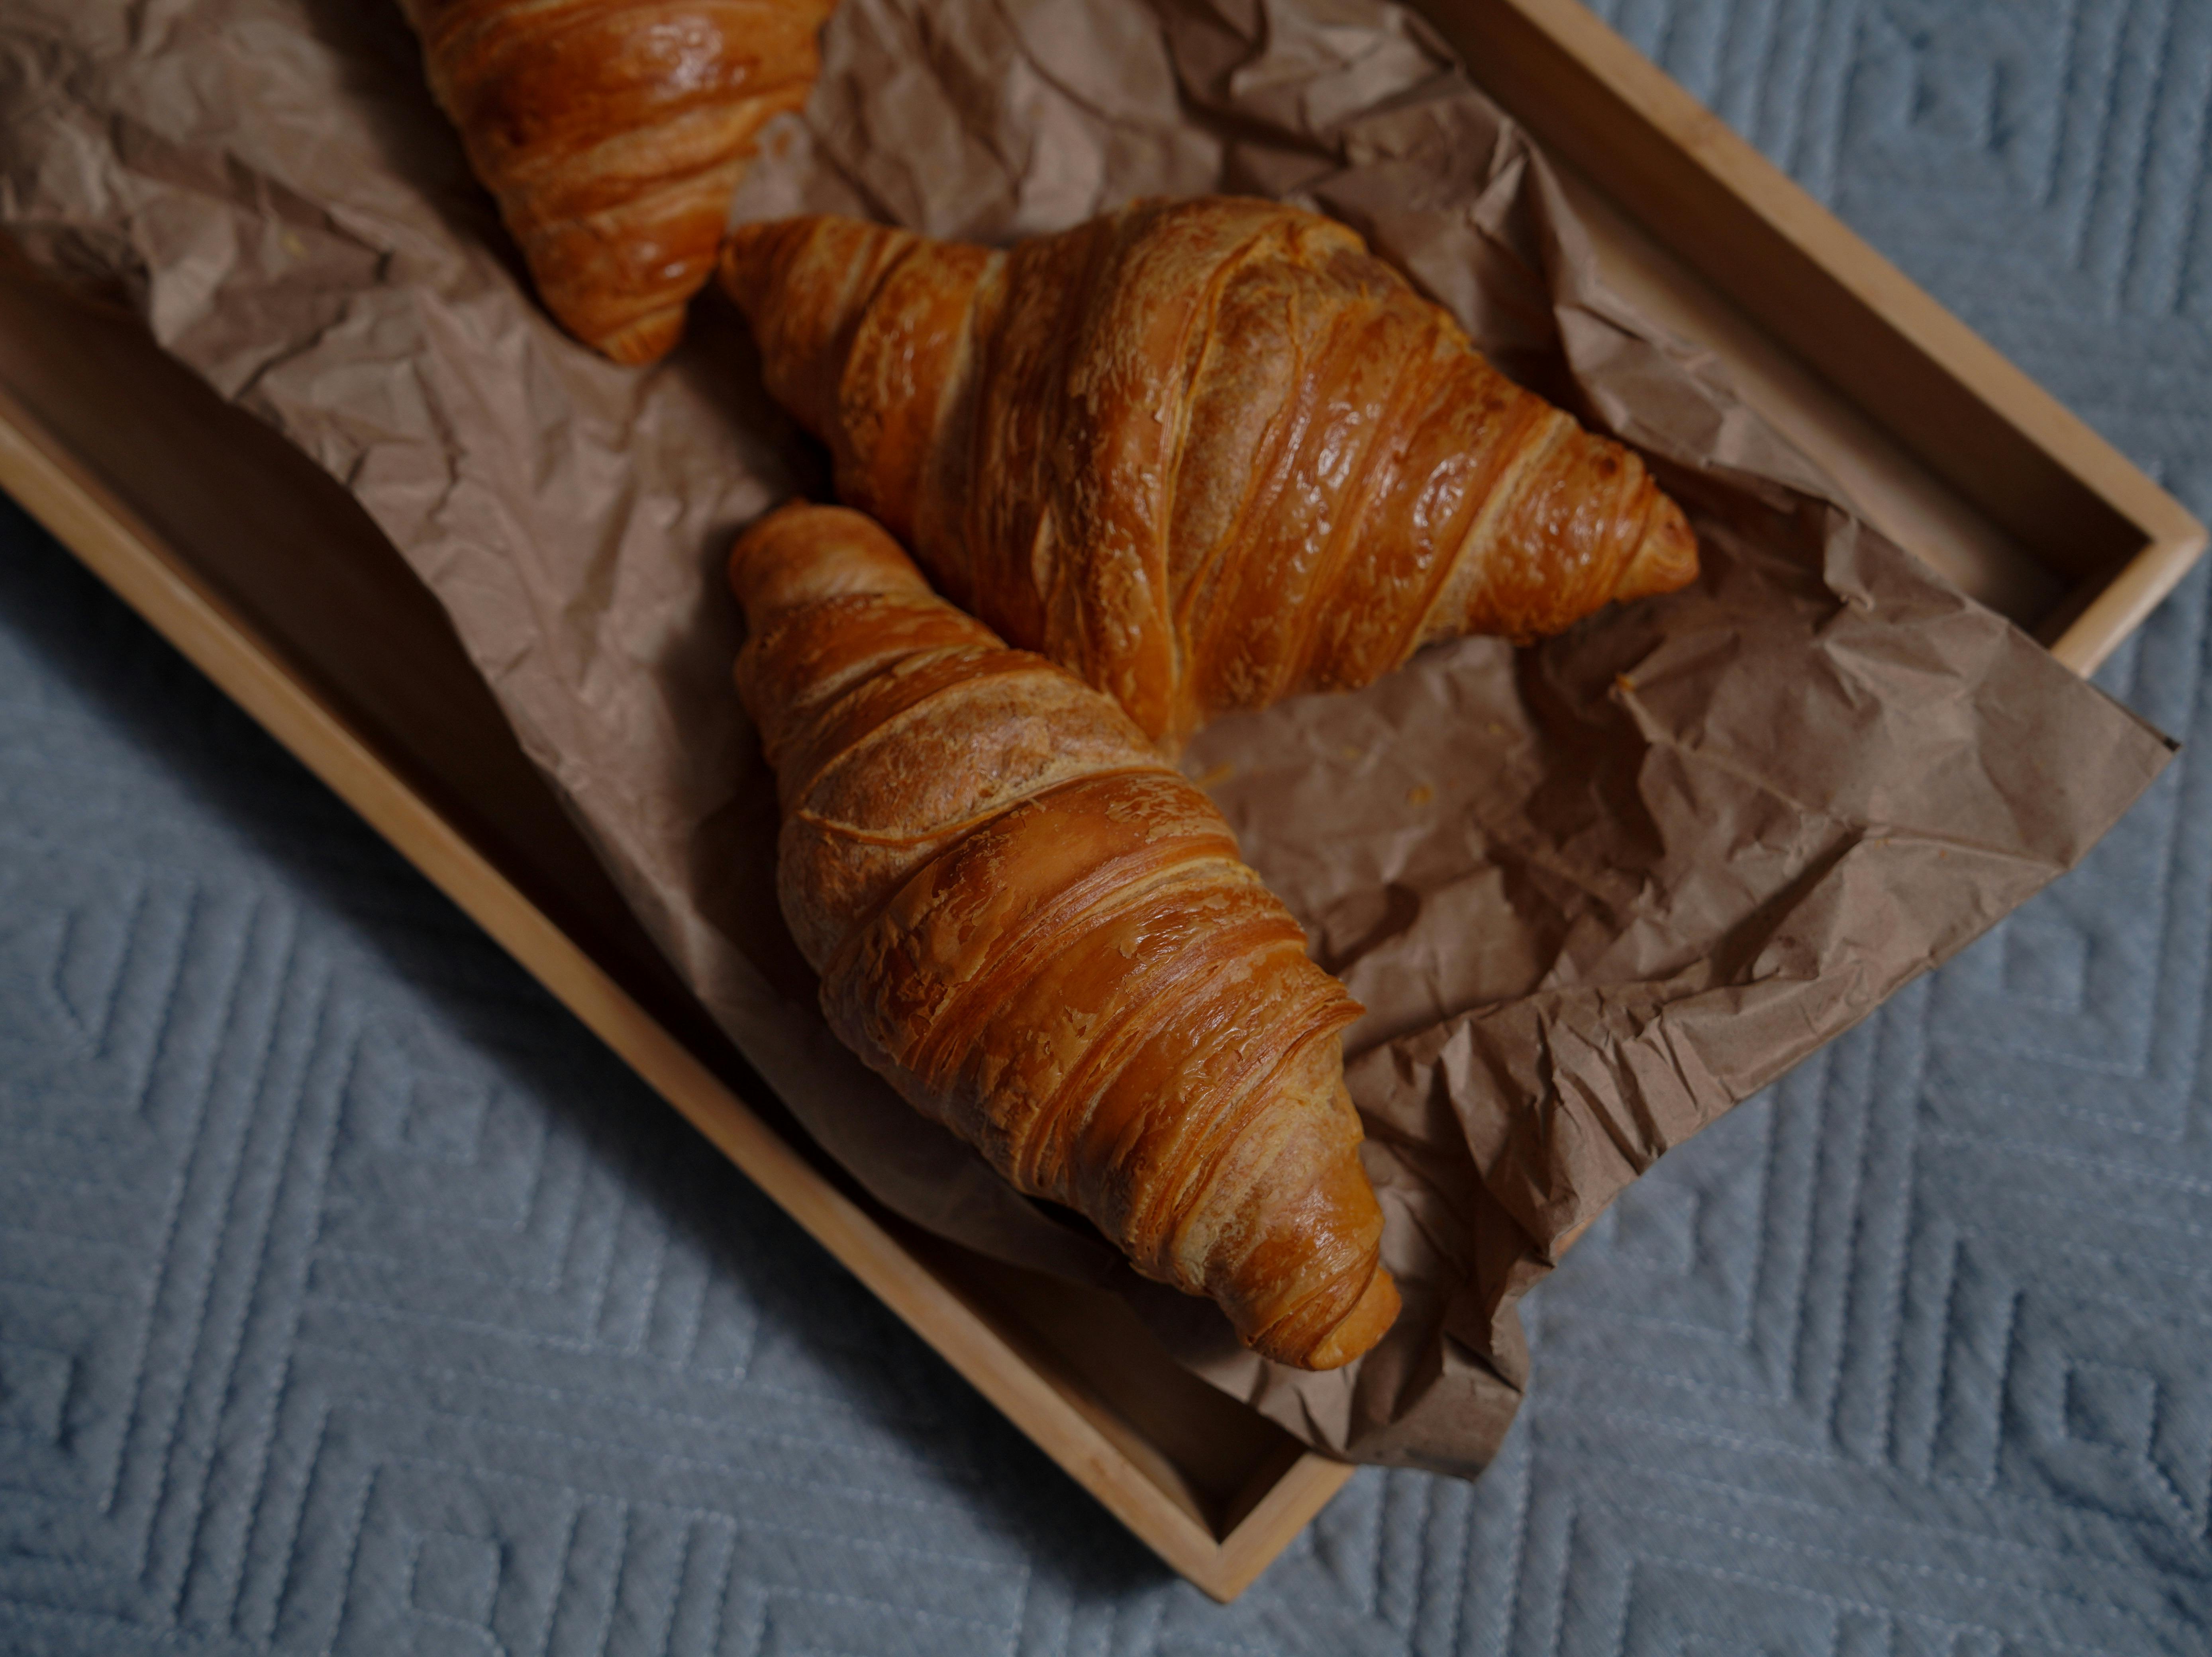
3,0 -> 2210,1650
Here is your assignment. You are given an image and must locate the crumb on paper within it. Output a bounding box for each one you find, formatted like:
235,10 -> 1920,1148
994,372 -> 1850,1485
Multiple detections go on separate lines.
1407,783 -> 1434,807
1191,760 -> 1235,787
1615,672 -> 1637,696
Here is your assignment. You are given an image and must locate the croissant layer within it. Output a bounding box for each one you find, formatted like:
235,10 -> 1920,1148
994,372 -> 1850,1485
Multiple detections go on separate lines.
722,198 -> 1698,745
732,503 -> 1400,1369
406,0 -> 833,363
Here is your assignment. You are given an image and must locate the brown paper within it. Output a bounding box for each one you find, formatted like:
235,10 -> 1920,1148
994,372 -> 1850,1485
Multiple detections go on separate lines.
0,0 -> 2175,1475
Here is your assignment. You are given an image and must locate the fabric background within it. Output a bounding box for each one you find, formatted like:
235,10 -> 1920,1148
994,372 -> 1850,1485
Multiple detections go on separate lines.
2,0 -> 2209,1650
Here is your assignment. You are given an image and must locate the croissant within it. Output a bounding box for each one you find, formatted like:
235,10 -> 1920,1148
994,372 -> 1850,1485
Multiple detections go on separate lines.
720,196 -> 1699,747
731,502 -> 1400,1370
404,0 -> 834,363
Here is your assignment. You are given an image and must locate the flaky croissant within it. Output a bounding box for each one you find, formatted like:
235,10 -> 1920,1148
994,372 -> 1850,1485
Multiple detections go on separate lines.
720,197 -> 1699,747
404,0 -> 833,363
732,502 -> 1400,1369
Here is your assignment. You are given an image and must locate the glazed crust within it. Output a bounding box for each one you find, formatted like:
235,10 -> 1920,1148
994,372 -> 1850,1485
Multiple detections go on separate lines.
406,0 -> 833,363
731,503 -> 1400,1370
722,197 -> 1699,746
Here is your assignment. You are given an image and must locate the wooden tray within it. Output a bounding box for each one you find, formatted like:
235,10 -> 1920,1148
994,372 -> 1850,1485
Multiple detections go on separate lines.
0,0 -> 2200,1604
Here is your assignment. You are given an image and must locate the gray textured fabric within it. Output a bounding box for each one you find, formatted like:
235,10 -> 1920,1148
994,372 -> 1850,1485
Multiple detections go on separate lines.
3,0 -> 2210,1649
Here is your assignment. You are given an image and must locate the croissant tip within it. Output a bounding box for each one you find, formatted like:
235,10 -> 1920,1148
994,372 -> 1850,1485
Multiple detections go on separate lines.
730,500 -> 832,599
1614,493 -> 1700,604
718,223 -> 780,313
1253,1263 -> 1402,1371
728,502 -> 932,622
589,306 -> 688,366
1306,1266 -> 1401,1371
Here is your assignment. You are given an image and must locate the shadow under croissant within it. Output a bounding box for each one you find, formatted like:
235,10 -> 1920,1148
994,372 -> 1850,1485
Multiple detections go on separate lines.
289,0 -> 531,293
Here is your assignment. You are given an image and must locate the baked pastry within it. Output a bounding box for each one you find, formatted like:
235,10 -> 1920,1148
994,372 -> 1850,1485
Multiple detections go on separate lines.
721,196 -> 1698,746
732,501 -> 1400,1370
404,0 -> 834,363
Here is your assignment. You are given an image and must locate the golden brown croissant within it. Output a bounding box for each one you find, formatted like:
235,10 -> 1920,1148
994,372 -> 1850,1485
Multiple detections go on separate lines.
732,501 -> 1400,1369
404,0 -> 833,363
720,197 -> 1699,747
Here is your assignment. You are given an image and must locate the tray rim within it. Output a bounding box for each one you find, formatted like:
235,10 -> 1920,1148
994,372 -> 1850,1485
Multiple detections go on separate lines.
1,0 -> 2203,1607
